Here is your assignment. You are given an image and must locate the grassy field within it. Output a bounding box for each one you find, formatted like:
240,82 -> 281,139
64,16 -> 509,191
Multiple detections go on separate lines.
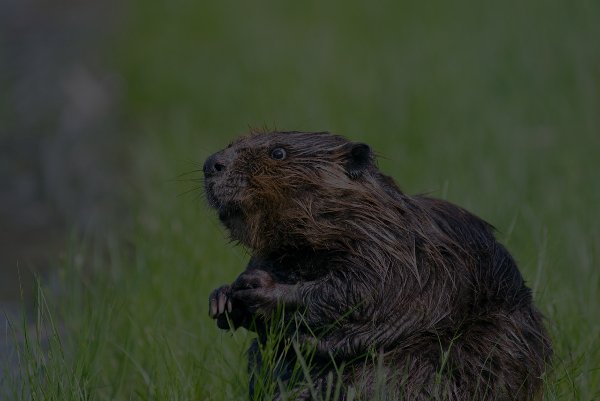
6,0 -> 600,399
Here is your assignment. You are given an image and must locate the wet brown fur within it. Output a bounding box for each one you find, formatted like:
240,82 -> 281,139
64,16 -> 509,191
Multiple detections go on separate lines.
205,131 -> 552,401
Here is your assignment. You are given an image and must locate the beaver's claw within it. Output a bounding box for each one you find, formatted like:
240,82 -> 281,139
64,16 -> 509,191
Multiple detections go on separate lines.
209,285 -> 232,318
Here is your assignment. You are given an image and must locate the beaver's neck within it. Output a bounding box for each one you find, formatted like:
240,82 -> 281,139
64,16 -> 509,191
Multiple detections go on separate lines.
255,247 -> 340,283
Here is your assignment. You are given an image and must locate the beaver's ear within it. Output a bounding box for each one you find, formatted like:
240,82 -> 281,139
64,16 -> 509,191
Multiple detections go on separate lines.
344,142 -> 372,179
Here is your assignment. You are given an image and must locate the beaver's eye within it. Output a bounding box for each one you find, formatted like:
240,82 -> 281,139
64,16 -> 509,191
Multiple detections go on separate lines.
270,147 -> 286,160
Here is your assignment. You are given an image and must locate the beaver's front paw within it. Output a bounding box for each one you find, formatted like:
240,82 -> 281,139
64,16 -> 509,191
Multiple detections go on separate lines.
209,285 -> 249,330
231,270 -> 279,318
231,269 -> 275,291
209,285 -> 232,318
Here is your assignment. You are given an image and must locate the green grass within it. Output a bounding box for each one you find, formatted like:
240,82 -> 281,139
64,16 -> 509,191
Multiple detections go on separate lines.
7,0 -> 600,399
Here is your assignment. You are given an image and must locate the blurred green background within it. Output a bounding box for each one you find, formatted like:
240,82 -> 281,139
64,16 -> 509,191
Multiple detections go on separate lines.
1,0 -> 599,399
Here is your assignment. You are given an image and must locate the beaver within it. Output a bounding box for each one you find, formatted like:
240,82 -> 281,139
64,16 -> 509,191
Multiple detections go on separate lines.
204,131 -> 552,401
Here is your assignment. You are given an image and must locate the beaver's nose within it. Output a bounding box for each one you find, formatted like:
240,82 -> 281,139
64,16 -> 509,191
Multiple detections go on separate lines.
203,154 -> 226,176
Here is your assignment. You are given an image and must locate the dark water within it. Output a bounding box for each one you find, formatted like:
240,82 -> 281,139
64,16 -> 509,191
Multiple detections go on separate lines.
0,0 -> 124,378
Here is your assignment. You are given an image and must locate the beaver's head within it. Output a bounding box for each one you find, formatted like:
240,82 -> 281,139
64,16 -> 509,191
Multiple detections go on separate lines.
203,131 -> 394,254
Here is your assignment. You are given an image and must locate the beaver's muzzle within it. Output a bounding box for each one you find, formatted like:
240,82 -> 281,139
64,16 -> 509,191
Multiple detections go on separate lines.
203,153 -> 226,177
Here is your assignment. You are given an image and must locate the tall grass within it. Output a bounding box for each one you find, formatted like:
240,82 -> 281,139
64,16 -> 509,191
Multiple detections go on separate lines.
6,0 -> 600,399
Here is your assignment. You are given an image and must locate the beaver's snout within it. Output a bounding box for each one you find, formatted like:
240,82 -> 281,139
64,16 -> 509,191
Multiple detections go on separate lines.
203,153 -> 226,177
